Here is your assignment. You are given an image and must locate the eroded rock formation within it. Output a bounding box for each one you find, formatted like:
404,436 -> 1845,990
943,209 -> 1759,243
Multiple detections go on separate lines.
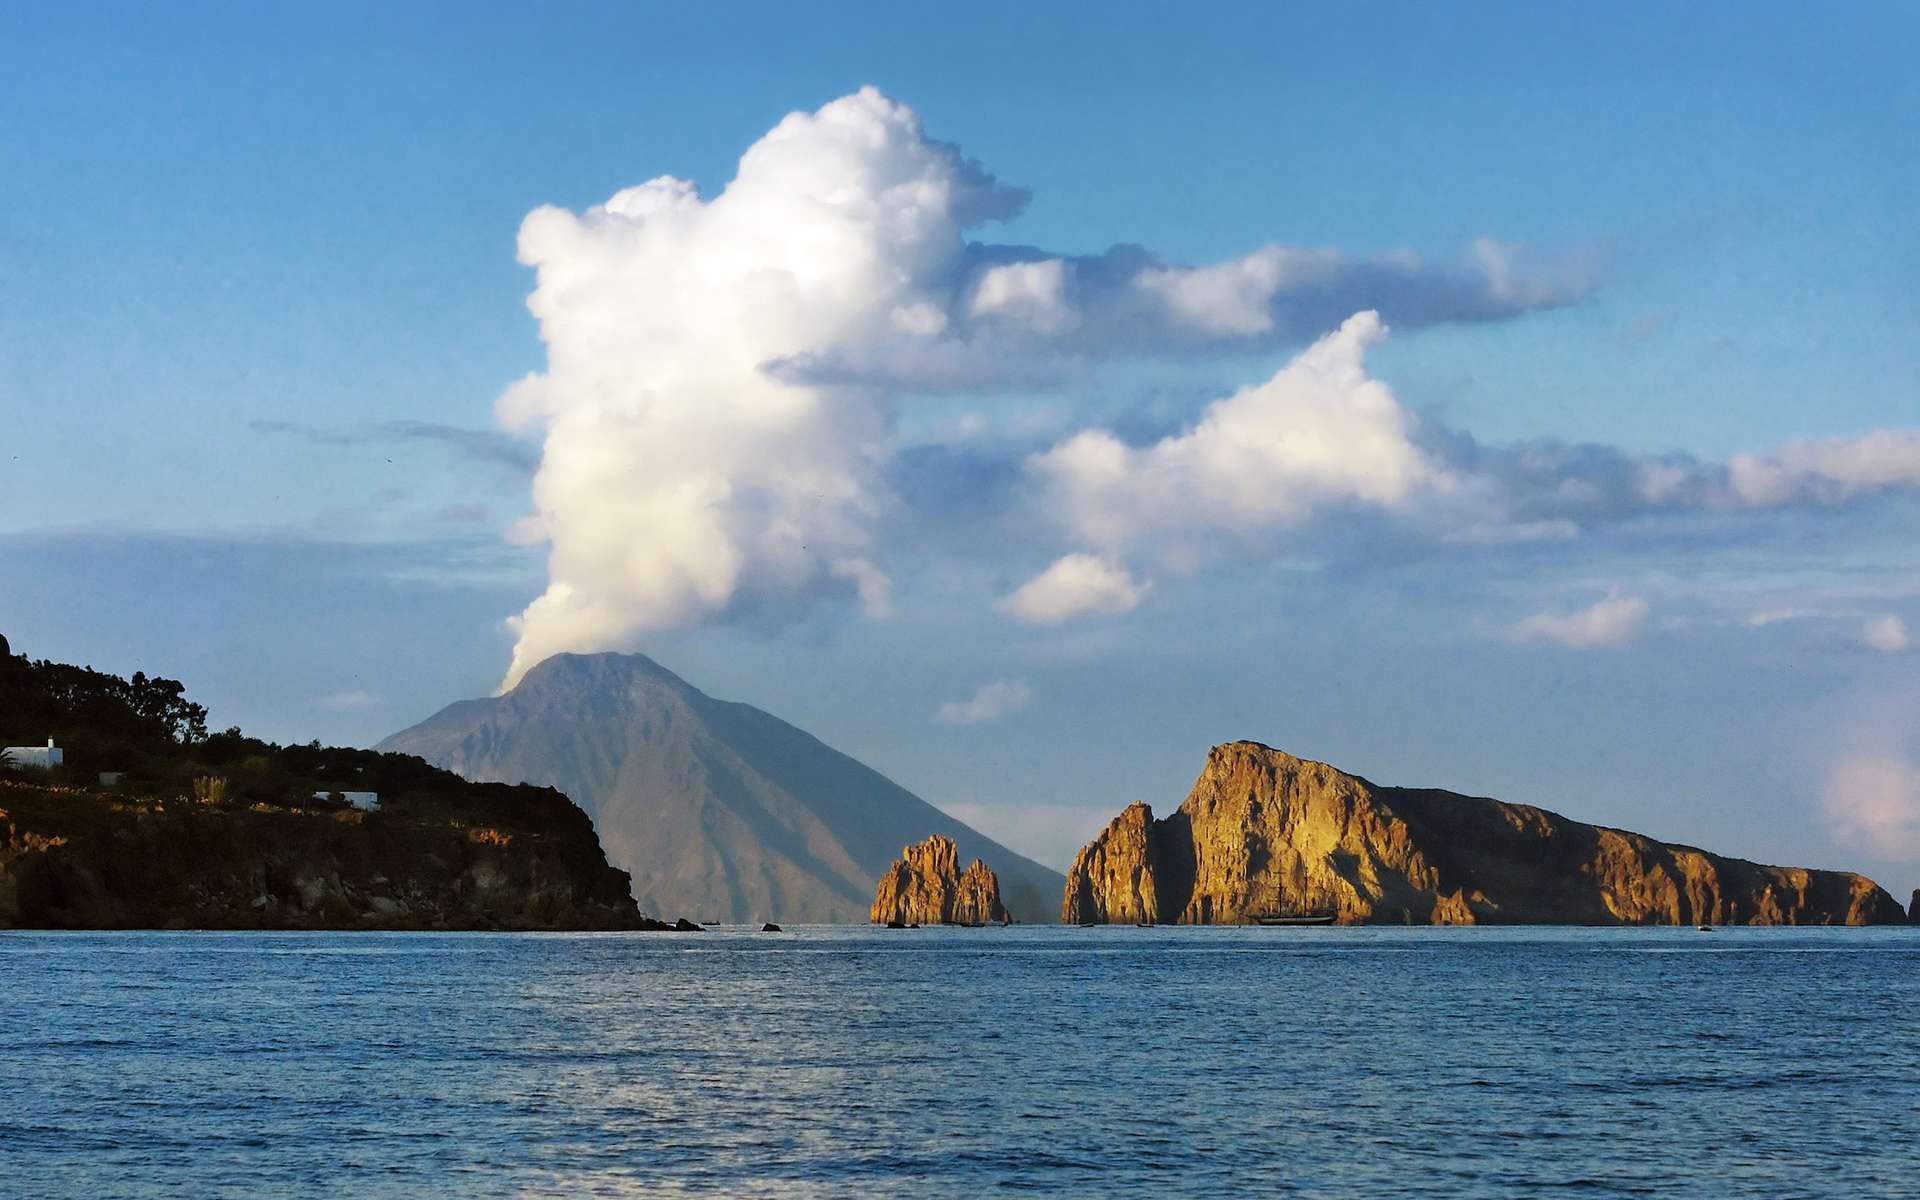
871,835 -> 1009,925
1063,742 -> 1908,926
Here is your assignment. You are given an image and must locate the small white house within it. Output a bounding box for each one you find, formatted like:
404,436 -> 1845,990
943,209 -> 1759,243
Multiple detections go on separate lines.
3,739 -> 63,772
315,790 -> 380,811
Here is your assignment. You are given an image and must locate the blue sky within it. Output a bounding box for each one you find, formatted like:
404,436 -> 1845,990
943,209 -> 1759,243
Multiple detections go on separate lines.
4,3 -> 1918,891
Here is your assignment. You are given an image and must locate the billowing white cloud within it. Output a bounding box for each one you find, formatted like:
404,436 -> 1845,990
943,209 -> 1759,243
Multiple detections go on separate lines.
491,87 -> 1920,670
969,259 -> 1076,335
1821,756 -> 1920,857
498,89 -> 1028,686
1509,592 -> 1649,649
1030,312 -> 1467,553
494,89 -> 1586,684
935,679 -> 1033,725
1862,614 -> 1913,654
999,554 -> 1148,624
1004,309 -> 1920,623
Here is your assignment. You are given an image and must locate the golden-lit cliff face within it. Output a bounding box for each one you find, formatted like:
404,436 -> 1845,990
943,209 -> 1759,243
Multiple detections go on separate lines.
1063,742 -> 1908,926
871,835 -> 1009,925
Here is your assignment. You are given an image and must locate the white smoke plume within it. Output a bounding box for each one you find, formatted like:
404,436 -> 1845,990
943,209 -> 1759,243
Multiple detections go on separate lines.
496,88 -> 1577,686
498,89 -> 1025,687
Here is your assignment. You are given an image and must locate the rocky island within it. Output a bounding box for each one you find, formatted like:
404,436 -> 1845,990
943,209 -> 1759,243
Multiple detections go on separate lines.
1064,741 -> 1908,926
0,635 -> 657,931
871,834 -> 1009,925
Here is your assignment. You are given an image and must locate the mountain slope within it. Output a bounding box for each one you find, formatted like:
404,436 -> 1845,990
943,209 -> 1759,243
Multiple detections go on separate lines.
1063,741 -> 1907,925
378,653 -> 1062,923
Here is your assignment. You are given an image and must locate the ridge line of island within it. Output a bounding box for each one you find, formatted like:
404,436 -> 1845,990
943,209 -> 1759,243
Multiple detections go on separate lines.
4,637 -> 1915,930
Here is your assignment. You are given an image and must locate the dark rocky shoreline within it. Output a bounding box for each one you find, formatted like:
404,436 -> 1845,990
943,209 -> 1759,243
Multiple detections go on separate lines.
0,779 -> 665,931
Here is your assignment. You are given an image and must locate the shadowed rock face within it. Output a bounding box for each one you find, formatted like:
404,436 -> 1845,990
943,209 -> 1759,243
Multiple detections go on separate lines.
1911,890 -> 1919,924
0,779 -> 644,931
870,835 -> 1008,925
1064,742 -> 1909,926
379,653 -> 1061,924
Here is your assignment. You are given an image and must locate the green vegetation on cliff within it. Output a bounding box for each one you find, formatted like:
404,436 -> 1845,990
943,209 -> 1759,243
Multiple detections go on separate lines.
0,635 -> 649,930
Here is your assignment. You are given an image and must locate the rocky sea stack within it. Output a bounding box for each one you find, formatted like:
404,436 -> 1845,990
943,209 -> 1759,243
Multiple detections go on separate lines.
1064,742 -> 1908,926
871,835 -> 1009,925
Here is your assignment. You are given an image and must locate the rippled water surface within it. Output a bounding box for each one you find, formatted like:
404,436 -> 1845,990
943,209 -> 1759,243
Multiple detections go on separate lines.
3,926 -> 1917,1197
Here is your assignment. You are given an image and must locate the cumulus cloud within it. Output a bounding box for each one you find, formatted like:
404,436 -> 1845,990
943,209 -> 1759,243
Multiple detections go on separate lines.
1728,430 -> 1920,508
1821,756 -> 1920,857
1509,592 -> 1649,649
1030,312 -> 1468,554
487,86 -> 1920,665
999,555 -> 1148,624
1862,614 -> 1913,654
935,679 -> 1033,725
496,89 -> 1025,686
1006,311 -> 1920,625
494,88 -> 1586,684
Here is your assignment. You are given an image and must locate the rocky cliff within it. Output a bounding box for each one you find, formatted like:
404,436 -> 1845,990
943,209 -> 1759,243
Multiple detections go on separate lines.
1063,742 -> 1909,926
0,779 -> 650,930
871,835 -> 1009,925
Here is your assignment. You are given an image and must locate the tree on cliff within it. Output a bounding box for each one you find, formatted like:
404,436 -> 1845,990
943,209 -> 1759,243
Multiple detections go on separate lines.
0,638 -> 208,749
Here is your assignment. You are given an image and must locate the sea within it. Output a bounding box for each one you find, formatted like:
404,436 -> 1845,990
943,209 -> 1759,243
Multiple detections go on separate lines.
3,925 -> 1916,1198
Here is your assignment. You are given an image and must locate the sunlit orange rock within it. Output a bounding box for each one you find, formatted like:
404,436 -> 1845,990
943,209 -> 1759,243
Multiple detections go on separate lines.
871,834 -> 1009,925
1064,742 -> 1908,926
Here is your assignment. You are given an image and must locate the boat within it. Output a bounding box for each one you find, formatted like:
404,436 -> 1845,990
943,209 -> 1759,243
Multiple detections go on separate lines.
1250,877 -> 1340,926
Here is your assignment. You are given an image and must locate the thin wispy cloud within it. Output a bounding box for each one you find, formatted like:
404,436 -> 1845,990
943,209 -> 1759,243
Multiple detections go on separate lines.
317,689 -> 382,712
1822,756 -> 1920,858
1862,614 -> 1912,654
935,679 -> 1033,725
251,419 -> 537,473
1509,592 -> 1650,649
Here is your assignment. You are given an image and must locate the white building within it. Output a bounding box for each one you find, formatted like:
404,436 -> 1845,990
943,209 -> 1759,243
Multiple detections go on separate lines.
3,739 -> 63,771
314,790 -> 380,811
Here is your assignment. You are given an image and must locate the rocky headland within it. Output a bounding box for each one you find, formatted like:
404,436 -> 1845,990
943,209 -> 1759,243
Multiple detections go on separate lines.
0,777 -> 653,931
1063,742 -> 1908,926
871,834 -> 1009,925
0,635 -> 707,932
